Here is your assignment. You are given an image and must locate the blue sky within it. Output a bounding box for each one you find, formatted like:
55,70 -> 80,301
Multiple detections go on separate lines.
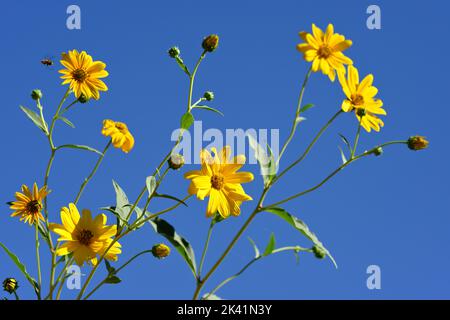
0,0 -> 448,299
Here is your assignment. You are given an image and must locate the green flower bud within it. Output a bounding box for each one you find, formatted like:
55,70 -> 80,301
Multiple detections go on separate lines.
202,34 -> 219,52
407,136 -> 429,151
356,108 -> 366,117
168,154 -> 185,170
3,278 -> 18,294
31,89 -> 42,101
168,46 -> 181,58
203,91 -> 215,101
373,147 -> 383,156
78,94 -> 90,104
312,245 -> 326,259
152,243 -> 171,259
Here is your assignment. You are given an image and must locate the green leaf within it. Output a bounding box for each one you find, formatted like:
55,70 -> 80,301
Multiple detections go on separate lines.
146,176 -> 156,197
111,180 -> 130,227
295,116 -> 307,123
192,105 -> 224,116
338,146 -> 347,164
300,103 -> 315,113
0,242 -> 40,296
104,275 -> 121,284
147,216 -> 197,277
247,133 -> 277,186
338,133 -> 351,153
154,193 -> 188,207
264,207 -> 337,268
180,112 -> 195,130
57,144 -> 102,156
101,206 -> 130,228
104,260 -> 116,275
262,233 -> 276,257
247,237 -> 261,258
132,206 -> 149,229
20,105 -> 47,133
58,116 -> 75,128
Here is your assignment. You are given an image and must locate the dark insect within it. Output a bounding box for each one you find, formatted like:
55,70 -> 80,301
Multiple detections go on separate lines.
40,58 -> 54,66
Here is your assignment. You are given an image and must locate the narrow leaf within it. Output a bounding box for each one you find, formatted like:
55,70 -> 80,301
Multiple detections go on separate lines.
146,176 -> 157,197
338,133 -> 351,152
247,237 -> 261,258
58,116 -> 75,128
0,242 -> 39,296
202,293 -> 222,300
104,275 -> 121,284
264,207 -> 337,268
180,112 -> 194,130
20,105 -> 47,133
247,133 -> 276,186
147,216 -> 197,277
111,180 -> 130,226
295,116 -> 307,123
58,144 -> 102,156
338,146 -> 347,164
262,233 -> 276,257
192,105 -> 224,116
300,103 -> 315,113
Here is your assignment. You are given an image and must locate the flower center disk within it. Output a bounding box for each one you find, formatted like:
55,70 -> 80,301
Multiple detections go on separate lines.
317,46 -> 332,58
351,94 -> 365,106
77,229 -> 94,246
72,68 -> 88,82
26,200 -> 41,214
211,174 -> 225,190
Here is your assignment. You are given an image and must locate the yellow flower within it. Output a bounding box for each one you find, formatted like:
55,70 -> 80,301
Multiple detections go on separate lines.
152,243 -> 171,259
184,146 -> 254,218
9,183 -> 48,225
59,49 -> 108,100
49,203 -> 121,266
338,65 -> 386,132
297,23 -> 353,81
101,119 -> 135,153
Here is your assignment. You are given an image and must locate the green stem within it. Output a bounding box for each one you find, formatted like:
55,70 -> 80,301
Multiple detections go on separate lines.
193,187 -> 270,300
265,140 -> 408,209
188,51 -> 206,112
273,109 -> 343,184
198,219 -> 215,279
83,249 -> 153,300
277,67 -> 313,164
74,140 -> 112,205
59,99 -> 79,116
34,222 -> 42,300
351,116 -> 363,159
13,291 -> 20,300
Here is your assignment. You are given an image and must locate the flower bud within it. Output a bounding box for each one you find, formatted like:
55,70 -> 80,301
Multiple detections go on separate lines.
168,46 -> 181,58
78,93 -> 90,104
203,91 -> 215,101
202,34 -> 219,52
3,278 -> 18,294
168,154 -> 185,170
373,147 -> 383,156
407,136 -> 429,151
31,89 -> 42,101
152,243 -> 171,259
356,108 -> 366,117
312,245 -> 326,259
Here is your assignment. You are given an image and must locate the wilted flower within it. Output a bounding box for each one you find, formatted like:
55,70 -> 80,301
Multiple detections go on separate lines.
152,243 -> 171,259
168,154 -> 185,170
407,136 -> 429,151
102,119 -> 135,153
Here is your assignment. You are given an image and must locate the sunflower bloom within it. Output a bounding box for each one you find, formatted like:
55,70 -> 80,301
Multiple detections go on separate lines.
338,66 -> 386,132
9,183 -> 48,225
101,119 -> 135,153
297,23 -> 353,81
184,146 -> 254,218
49,203 -> 121,266
59,49 -> 108,100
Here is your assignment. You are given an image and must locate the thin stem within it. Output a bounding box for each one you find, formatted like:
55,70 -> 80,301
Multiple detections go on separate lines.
351,116 -> 363,159
83,250 -> 153,300
55,258 -> 75,300
278,67 -> 313,164
34,222 -> 42,300
74,140 -> 112,205
273,109 -> 343,184
265,140 -> 408,209
59,99 -> 79,115
198,219 -> 215,278
188,51 -> 206,112
13,291 -> 20,300
46,256 -> 74,300
193,187 -> 270,300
